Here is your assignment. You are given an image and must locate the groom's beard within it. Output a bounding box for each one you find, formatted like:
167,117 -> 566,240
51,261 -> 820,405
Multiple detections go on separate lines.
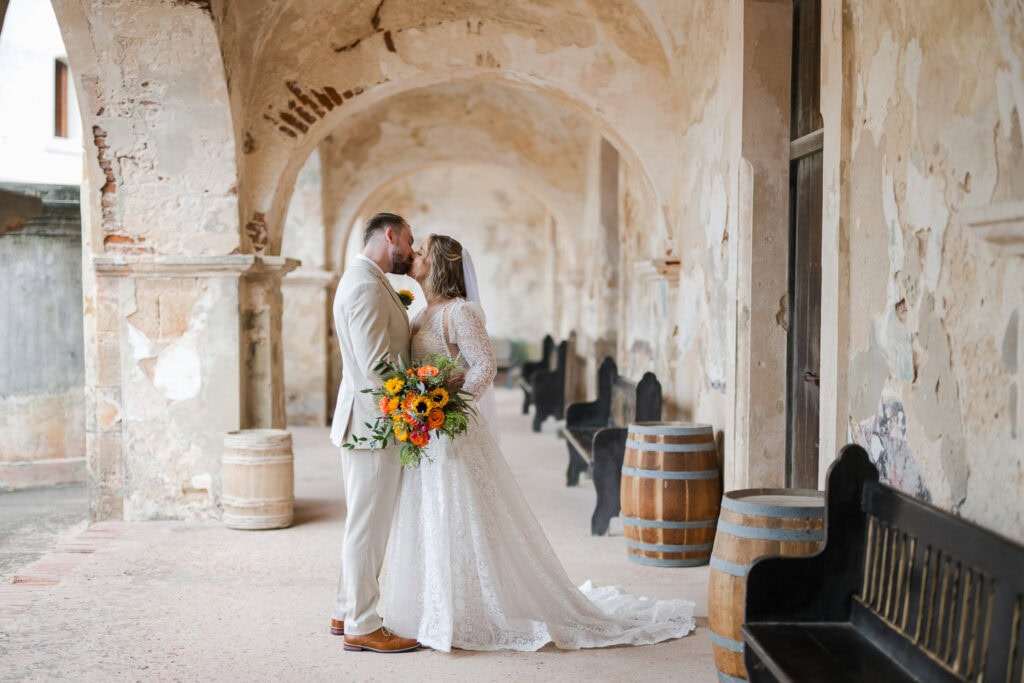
391,252 -> 413,275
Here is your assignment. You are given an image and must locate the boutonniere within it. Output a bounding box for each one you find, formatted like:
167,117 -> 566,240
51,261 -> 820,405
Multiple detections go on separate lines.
397,289 -> 414,310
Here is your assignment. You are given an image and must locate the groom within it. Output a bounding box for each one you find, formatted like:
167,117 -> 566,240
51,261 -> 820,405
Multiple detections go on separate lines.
329,212 -> 420,653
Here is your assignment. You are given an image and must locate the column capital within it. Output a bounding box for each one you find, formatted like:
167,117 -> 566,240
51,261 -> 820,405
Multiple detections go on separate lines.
283,267 -> 339,288
93,254 -> 301,278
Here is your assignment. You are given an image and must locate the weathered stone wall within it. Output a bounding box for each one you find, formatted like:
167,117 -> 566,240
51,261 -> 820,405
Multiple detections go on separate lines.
281,150 -> 331,426
53,0 -> 297,521
828,0 -> 1024,539
355,165 -> 556,343
0,183 -> 85,489
665,1 -> 745,484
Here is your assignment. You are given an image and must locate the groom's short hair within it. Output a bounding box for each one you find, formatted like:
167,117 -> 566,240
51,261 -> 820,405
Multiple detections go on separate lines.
363,212 -> 408,246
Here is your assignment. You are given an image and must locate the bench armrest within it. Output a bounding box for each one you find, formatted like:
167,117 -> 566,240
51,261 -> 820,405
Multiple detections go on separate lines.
745,445 -> 877,625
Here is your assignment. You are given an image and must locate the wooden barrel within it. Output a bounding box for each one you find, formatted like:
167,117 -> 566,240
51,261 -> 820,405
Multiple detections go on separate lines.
221,429 -> 294,530
708,489 -> 825,681
619,422 -> 722,567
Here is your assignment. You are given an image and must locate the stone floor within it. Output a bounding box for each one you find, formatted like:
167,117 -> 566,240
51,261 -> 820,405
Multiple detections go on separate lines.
0,388 -> 716,681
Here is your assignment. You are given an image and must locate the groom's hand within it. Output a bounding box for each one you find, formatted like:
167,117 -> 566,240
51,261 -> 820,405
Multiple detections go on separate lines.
450,372 -> 466,389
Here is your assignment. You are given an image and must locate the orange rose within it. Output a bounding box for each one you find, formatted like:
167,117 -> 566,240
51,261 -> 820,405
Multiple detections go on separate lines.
409,431 -> 429,447
403,410 -> 418,426
417,365 -> 440,380
426,408 -> 445,430
379,396 -> 391,415
405,369 -> 415,377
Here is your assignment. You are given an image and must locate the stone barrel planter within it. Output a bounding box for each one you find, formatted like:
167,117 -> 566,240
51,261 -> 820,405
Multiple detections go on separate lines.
221,429 -> 295,530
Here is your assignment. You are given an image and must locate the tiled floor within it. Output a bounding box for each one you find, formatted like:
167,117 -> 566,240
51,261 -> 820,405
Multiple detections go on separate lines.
0,388 -> 716,681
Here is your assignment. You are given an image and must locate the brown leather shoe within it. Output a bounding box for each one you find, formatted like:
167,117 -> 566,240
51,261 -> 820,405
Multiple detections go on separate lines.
343,627 -> 420,653
329,619 -> 344,636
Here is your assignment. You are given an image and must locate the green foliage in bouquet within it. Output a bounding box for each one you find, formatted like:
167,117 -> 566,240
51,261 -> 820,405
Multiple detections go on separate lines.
343,353 -> 475,468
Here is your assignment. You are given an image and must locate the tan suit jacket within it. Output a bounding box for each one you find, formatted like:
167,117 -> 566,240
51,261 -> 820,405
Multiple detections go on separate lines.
329,258 -> 411,448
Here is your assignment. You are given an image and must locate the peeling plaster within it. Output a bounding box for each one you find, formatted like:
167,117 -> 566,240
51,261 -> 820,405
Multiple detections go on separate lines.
853,399 -> 932,503
153,344 -> 202,401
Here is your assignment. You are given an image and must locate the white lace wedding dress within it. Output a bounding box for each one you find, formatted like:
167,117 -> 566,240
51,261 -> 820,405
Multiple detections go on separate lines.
379,298 -> 696,652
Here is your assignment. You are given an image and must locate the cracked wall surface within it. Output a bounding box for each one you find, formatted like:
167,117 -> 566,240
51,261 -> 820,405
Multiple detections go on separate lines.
838,0 -> 1024,538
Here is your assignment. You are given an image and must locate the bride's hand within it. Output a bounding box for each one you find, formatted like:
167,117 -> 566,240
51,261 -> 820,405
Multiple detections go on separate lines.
450,372 -> 466,389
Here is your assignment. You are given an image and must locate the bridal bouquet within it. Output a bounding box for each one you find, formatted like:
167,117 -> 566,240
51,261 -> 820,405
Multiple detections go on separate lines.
343,354 -> 473,468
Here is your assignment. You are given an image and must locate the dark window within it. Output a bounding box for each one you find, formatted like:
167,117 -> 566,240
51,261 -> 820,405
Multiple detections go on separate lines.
54,59 -> 68,138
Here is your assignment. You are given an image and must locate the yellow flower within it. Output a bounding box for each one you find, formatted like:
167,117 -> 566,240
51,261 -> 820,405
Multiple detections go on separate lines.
411,395 -> 434,416
384,377 -> 405,395
429,387 -> 449,408
387,396 -> 400,414
395,425 -> 409,442
397,289 -> 415,310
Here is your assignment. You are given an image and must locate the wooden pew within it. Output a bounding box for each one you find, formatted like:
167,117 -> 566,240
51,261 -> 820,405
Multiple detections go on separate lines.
742,445 -> 1024,683
563,357 -> 662,535
518,334 -> 554,414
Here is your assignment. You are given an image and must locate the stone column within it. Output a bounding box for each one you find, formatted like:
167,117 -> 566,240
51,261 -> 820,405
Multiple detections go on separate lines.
240,258 -> 300,430
88,255 -> 297,521
282,268 -> 336,426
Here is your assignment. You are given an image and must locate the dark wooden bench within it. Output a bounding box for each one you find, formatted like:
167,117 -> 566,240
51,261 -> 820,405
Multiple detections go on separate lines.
518,334 -> 554,414
742,444 -> 1024,683
563,357 -> 662,535
528,338 -> 569,432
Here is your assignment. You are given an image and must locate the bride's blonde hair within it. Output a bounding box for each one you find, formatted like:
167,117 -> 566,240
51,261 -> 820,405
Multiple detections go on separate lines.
424,234 -> 467,300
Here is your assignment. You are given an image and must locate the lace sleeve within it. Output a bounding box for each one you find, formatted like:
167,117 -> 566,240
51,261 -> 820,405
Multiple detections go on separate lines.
450,301 -> 496,399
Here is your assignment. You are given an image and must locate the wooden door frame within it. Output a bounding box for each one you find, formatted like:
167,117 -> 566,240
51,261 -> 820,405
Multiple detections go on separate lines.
816,0 -> 852,486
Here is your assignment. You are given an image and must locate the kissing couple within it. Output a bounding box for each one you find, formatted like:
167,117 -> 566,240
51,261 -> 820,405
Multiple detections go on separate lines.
328,212 -> 695,653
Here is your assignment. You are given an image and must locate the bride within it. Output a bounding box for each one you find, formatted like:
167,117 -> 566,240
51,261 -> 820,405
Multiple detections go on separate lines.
379,234 -> 695,652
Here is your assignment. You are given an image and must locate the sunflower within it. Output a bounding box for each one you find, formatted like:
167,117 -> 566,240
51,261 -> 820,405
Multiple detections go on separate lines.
429,387 -> 449,408
386,396 -> 400,414
411,394 -> 434,416
384,377 -> 405,395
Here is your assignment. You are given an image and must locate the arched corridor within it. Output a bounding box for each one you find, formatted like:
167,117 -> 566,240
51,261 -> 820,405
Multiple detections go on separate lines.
0,0 -> 1022,676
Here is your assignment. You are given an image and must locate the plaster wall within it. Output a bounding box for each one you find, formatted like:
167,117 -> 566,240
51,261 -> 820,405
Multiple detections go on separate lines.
53,0 -> 239,257
50,2 -> 305,520
664,0 -> 745,486
831,0 -> 1024,539
282,150 -> 331,426
317,81 -> 591,273
733,0 -> 793,489
0,184 -> 85,489
354,165 -> 555,344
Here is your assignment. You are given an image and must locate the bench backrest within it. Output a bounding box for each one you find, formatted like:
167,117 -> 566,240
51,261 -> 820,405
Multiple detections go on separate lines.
521,334 -> 555,382
856,479 -> 1024,683
610,371 -> 662,427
